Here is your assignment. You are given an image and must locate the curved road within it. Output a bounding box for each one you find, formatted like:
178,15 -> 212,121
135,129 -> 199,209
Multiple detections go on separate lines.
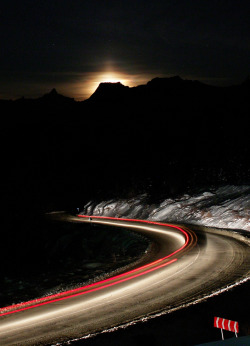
0,214 -> 249,345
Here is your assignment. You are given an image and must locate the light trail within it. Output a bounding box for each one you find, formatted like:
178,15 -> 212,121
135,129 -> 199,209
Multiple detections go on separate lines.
0,214 -> 249,346
0,216 -> 191,317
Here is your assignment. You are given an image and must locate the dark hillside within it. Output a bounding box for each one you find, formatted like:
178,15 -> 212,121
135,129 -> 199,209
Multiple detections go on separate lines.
1,76 -> 249,215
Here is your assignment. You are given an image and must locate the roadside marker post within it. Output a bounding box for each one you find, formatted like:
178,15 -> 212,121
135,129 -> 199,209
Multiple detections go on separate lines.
214,317 -> 239,340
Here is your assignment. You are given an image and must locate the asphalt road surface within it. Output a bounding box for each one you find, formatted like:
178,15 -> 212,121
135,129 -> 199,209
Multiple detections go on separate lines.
0,214 -> 249,345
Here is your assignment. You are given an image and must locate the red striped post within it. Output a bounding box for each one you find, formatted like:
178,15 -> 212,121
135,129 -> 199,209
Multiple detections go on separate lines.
214,317 -> 239,339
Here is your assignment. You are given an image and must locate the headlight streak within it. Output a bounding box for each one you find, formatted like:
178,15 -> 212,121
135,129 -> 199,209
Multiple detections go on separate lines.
0,216 -> 192,317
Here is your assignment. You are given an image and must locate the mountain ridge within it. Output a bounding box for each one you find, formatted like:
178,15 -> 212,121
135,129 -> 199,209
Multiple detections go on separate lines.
1,75 -> 249,103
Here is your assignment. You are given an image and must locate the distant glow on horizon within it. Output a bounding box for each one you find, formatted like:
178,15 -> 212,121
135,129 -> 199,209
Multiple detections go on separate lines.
98,72 -> 128,84
85,71 -> 132,97
54,69 -> 173,101
80,70 -> 156,101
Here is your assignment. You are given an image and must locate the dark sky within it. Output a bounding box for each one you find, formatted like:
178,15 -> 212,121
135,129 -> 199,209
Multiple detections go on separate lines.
1,0 -> 249,100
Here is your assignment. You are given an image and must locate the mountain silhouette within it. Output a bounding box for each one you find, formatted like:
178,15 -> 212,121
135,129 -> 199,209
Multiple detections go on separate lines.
1,75 -> 249,109
38,88 -> 74,104
87,82 -> 130,102
1,76 -> 249,142
82,75 -> 249,114
85,75 -> 208,104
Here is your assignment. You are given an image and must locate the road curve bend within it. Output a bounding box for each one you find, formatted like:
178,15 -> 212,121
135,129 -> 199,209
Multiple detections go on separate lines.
0,215 -> 249,345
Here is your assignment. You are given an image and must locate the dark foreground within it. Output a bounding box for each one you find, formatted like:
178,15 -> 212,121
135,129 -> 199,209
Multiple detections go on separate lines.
1,215 -> 149,308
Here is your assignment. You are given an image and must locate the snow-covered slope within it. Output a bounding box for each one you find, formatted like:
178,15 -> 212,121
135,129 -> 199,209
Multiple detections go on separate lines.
81,185 -> 250,231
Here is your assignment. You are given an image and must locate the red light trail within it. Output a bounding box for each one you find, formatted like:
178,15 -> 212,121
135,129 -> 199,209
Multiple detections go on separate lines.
0,216 -> 191,317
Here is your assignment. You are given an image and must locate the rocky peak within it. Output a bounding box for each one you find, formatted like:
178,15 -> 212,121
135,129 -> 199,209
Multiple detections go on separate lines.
88,82 -> 130,102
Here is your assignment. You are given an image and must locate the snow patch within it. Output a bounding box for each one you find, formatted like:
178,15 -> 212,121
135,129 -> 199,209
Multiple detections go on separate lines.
81,185 -> 250,231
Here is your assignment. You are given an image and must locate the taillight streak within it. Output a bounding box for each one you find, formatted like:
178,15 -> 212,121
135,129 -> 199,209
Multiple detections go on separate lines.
0,259 -> 177,316
0,216 -> 190,317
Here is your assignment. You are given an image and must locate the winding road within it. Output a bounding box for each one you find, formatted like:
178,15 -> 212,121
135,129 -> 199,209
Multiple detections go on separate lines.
0,214 -> 249,345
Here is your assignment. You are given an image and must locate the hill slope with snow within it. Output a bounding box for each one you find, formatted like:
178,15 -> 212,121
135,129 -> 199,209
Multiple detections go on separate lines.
82,185 -> 250,231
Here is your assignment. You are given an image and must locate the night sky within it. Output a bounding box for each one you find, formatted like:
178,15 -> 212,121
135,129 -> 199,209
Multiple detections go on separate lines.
1,0 -> 249,100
